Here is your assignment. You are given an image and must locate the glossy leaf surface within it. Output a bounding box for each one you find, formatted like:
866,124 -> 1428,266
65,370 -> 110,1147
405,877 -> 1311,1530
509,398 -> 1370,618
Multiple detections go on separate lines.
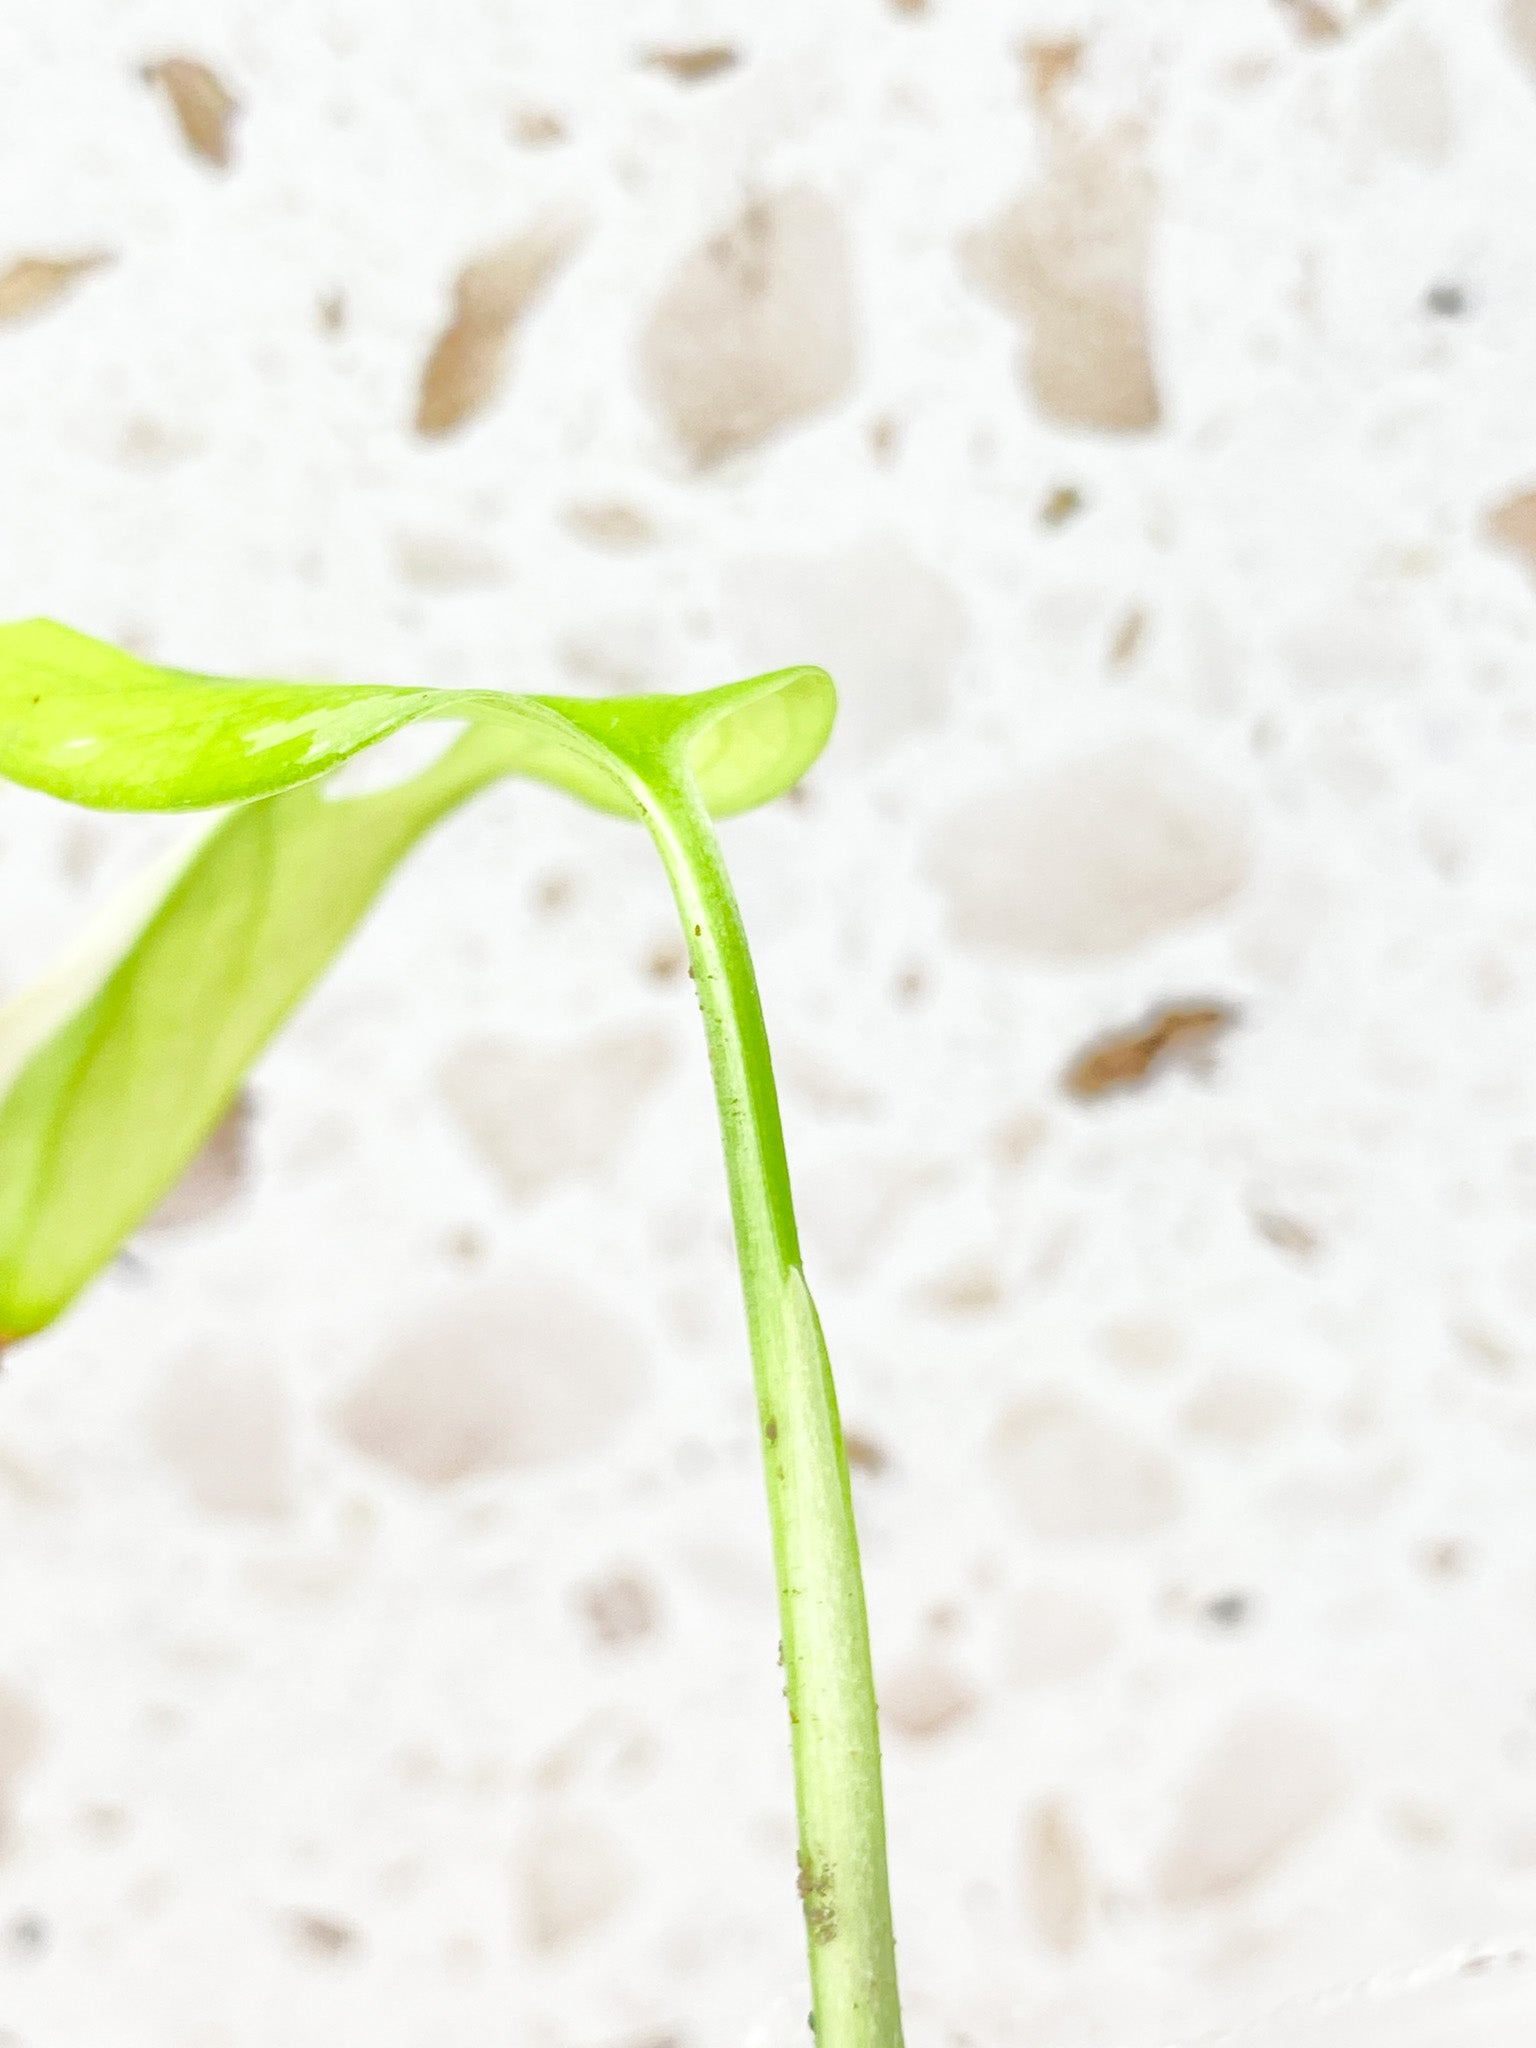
0,621 -> 834,1335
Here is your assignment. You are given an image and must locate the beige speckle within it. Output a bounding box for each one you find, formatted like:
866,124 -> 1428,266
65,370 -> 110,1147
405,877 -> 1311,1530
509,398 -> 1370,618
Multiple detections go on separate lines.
562,501 -> 656,549
394,531 -> 507,591
1360,27 -> 1453,165
512,108 -> 567,147
579,1572 -> 660,1648
1108,606 -> 1147,666
723,533 -> 968,762
1511,0 -> 1536,77
0,254 -> 112,325
1021,41 -> 1084,112
1002,1586 -> 1116,1687
520,1810 -> 633,1951
1023,1800 -> 1091,1951
990,1108 -> 1048,1169
1277,0 -> 1345,39
143,1092 -> 254,1231
416,218 -> 580,437
0,1687 -> 44,1860
930,744 -> 1249,960
288,1911 -> 360,1959
1040,483 -> 1084,527
118,414 -> 200,467
642,47 -> 740,84
1486,491 -> 1536,581
880,1655 -> 977,1739
992,1398 -> 1180,1540
962,125 -> 1160,432
336,1273 -> 646,1485
142,57 -> 239,167
1182,1370 -> 1296,1448
843,1429 -> 890,1476
148,1350 -> 292,1517
917,1260 -> 1004,1315
640,189 -> 856,464
1098,1315 -> 1182,1375
1252,1209 -> 1320,1256
1157,1707 -> 1345,1904
438,1029 -> 671,1201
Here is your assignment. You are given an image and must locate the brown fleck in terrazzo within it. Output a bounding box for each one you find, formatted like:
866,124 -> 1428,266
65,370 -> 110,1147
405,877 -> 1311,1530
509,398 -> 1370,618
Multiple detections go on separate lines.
1062,1000 -> 1237,1101
1511,0 -> 1536,77
512,108 -> 567,146
962,124 -> 1161,433
563,500 -> 656,548
0,1688 -> 43,1861
843,1429 -> 890,1476
1023,1800 -> 1092,1951
141,56 -> 239,167
288,1911 -> 360,1959
1021,40 -> 1085,112
1107,606 -> 1147,666
336,1271 -> 646,1484
0,254 -> 112,324
580,1571 -> 661,1647
642,47 -> 740,83
1039,483 -> 1084,526
520,1809 -> 634,1952
880,1655 -> 976,1739
640,189 -> 855,464
1276,0 -> 1346,40
1486,490 -> 1536,580
1157,1706 -> 1345,1903
917,1260 -> 1004,1314
416,218 -> 581,437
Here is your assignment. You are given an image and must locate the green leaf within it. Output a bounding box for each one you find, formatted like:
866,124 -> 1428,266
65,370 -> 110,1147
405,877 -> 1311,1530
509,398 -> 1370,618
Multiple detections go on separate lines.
0,619 -> 834,817
0,622 -> 834,1336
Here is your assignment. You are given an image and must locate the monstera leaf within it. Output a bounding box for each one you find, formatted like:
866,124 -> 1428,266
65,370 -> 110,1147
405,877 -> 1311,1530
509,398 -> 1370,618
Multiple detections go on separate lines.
0,619 -> 834,1338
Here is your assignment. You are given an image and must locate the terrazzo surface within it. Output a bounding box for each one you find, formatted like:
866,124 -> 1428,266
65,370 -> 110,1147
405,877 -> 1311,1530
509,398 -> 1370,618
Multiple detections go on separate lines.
3,3 -> 1536,2043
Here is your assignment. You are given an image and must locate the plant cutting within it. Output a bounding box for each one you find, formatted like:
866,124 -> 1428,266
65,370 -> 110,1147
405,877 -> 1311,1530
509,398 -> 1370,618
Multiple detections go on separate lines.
0,619 -> 904,2046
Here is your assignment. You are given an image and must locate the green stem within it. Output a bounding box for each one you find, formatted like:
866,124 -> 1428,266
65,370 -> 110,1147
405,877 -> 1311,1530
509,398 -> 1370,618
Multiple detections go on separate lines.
632,759 -> 903,2048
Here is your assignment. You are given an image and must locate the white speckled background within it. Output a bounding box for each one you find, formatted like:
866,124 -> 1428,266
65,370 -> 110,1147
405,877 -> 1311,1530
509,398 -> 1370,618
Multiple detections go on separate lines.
4,2 -> 1536,2043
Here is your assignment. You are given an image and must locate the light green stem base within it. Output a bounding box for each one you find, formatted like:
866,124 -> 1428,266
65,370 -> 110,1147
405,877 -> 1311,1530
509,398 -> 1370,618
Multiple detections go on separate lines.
635,761 -> 904,2048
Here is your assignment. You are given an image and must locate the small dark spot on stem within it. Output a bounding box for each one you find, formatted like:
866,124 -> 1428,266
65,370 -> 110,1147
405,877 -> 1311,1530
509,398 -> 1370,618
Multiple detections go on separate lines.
765,1417 -> 778,1444
796,1852 -> 837,1945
